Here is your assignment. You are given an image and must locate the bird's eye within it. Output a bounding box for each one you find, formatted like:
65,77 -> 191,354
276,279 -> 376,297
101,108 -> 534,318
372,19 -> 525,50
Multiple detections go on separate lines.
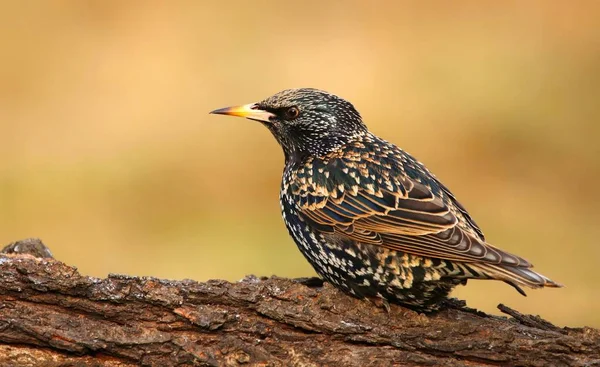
285,106 -> 300,119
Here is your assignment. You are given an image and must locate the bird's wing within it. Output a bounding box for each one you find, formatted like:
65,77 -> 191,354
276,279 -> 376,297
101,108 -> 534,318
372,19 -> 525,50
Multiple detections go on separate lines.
292,156 -> 531,268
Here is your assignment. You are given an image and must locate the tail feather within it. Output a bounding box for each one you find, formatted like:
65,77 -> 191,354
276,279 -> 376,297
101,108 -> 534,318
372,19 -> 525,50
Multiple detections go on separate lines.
468,263 -> 563,296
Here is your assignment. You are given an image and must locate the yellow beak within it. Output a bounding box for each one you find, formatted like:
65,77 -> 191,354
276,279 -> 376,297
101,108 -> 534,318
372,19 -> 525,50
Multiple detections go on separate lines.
209,103 -> 275,123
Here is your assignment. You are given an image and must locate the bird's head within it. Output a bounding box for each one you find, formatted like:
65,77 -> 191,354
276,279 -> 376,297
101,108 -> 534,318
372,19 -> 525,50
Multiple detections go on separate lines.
210,88 -> 367,162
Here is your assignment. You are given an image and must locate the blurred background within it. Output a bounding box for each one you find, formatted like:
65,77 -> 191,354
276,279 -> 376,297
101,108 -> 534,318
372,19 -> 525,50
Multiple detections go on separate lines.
1,1 -> 598,327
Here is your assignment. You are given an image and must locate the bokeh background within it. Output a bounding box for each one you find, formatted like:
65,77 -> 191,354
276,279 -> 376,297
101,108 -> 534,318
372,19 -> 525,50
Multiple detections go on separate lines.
1,2 -> 598,327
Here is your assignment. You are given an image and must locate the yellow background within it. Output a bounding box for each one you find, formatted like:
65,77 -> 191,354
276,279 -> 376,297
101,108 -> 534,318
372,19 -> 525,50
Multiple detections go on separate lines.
1,2 -> 598,327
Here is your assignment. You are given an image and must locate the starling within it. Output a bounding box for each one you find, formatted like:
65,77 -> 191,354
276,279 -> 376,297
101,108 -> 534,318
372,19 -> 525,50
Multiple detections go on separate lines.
210,88 -> 561,312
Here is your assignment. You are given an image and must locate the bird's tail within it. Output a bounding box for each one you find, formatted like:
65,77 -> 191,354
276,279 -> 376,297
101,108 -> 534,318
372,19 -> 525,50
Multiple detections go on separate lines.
466,263 -> 563,296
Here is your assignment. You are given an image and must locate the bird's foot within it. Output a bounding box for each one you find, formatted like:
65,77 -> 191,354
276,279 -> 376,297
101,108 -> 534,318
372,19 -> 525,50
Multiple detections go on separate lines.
370,297 -> 391,313
439,297 -> 488,317
440,297 -> 467,310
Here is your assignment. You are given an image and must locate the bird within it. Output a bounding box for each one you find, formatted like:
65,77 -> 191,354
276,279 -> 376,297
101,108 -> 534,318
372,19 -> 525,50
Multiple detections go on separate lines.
210,88 -> 561,312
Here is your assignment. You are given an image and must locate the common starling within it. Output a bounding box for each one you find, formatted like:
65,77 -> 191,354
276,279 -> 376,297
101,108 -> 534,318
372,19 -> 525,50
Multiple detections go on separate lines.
210,88 -> 561,312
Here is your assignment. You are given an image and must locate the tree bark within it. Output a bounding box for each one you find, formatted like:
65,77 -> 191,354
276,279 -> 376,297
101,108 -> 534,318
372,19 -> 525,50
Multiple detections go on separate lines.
0,239 -> 598,367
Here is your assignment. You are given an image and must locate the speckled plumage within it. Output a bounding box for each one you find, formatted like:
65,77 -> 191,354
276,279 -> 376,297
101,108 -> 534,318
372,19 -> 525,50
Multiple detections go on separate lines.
211,88 -> 561,312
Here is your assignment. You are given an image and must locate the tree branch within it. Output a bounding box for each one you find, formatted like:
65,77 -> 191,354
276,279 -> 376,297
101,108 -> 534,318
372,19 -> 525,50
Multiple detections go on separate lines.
0,239 -> 598,367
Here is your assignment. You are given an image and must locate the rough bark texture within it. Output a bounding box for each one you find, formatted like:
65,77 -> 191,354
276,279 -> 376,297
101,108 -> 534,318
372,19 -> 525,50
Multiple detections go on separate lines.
0,239 -> 598,367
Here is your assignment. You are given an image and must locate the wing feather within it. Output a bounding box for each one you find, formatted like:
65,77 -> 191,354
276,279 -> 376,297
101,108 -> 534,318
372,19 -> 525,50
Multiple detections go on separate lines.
297,171 -> 531,268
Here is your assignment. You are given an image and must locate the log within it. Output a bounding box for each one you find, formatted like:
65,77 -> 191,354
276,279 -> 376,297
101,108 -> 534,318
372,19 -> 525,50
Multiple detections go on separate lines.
0,239 -> 598,367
